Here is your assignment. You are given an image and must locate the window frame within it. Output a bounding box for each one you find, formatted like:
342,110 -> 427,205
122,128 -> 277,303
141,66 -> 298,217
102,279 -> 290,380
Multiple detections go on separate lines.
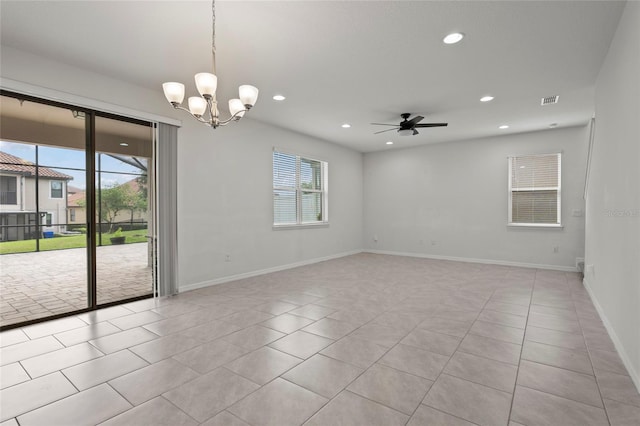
50,180 -> 63,199
272,149 -> 329,229
0,175 -> 18,205
508,152 -> 562,228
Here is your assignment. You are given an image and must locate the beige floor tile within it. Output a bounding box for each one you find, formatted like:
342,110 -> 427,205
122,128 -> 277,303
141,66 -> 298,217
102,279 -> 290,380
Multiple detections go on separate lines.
320,336 -> 388,368
524,326 -> 587,351
417,316 -> 473,338
109,358 -> 199,406
400,328 -> 462,357
283,354 -> 363,398
54,321 -> 121,347
521,341 -> 594,375
225,346 -> 302,385
200,410 -> 250,426
219,310 -> 275,328
172,339 -> 249,374
348,323 -> 408,348
62,349 -> 149,391
288,304 -> 336,320
16,384 -> 131,426
477,310 -> 527,329
229,378 -> 328,426
511,385 -> 608,426
379,344 -> 449,380
254,301 -> 300,315
304,390 -> 408,426
221,325 -> 285,350
21,342 -> 103,378
100,396 -> 197,426
179,319 -> 243,342
407,405 -> 476,426
604,398 -> 640,426
22,316 -> 87,339
163,368 -> 259,422
458,334 -> 521,365
469,320 -> 524,344
0,336 -> 64,366
0,372 -> 77,422
109,311 -> 165,330
444,351 -> 517,392
595,370 -> 640,408
0,329 -> 29,348
89,327 -> 158,354
129,333 -> 203,363
423,374 -> 512,426
0,363 -> 30,389
348,363 -> 433,414
589,348 -> 628,375
517,360 -> 603,407
260,313 -> 316,334
302,318 -> 358,340
268,331 -> 333,359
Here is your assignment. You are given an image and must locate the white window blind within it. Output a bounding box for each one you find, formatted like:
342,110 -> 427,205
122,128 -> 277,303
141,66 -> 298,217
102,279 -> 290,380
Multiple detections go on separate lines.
508,153 -> 561,226
273,150 -> 327,226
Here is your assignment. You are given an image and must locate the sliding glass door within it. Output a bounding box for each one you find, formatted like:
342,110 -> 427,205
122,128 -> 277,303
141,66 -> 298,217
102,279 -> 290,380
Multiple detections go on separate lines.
0,92 -> 156,329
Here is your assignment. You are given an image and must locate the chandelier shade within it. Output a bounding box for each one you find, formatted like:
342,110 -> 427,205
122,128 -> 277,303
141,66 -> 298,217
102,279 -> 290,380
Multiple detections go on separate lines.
161,0 -> 258,129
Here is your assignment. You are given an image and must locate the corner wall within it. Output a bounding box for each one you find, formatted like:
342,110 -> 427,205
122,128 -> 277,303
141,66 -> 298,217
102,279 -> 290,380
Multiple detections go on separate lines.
363,126 -> 589,270
584,1 -> 640,387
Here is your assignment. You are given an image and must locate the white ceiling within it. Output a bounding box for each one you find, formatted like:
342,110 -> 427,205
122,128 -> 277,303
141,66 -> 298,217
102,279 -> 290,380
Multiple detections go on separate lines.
0,1 -> 625,152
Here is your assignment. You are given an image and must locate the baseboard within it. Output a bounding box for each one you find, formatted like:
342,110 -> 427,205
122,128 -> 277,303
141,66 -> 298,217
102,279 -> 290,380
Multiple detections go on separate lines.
364,249 -> 578,272
583,277 -> 640,392
179,249 -> 363,293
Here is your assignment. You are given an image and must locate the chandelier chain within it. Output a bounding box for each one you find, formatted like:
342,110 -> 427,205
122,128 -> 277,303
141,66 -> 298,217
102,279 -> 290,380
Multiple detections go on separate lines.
211,0 -> 217,75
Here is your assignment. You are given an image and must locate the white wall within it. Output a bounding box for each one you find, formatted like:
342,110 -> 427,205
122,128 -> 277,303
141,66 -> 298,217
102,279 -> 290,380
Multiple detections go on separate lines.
584,1 -> 640,387
0,46 -> 364,291
363,126 -> 589,270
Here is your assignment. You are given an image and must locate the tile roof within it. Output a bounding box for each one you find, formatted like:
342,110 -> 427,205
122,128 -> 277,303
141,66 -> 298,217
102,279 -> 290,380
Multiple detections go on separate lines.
0,151 -> 73,179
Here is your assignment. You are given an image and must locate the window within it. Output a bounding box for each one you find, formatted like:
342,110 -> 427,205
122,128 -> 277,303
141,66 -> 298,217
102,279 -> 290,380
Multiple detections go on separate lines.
0,176 -> 17,204
50,180 -> 63,198
69,209 -> 76,222
509,153 -> 561,226
45,213 -> 52,226
273,150 -> 328,226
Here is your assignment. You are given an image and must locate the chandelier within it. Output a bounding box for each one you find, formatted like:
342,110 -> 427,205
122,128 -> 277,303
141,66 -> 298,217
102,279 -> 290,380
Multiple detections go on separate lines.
162,0 -> 258,128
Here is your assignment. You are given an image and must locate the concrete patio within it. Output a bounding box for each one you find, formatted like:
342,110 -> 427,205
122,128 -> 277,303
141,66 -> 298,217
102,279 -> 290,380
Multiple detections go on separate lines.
0,243 -> 152,327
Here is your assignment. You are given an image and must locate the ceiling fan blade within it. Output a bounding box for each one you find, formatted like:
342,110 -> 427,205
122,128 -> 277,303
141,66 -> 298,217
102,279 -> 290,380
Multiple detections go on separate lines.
373,128 -> 399,135
405,115 -> 425,127
413,129 -> 419,136
414,123 -> 448,128
371,123 -> 399,126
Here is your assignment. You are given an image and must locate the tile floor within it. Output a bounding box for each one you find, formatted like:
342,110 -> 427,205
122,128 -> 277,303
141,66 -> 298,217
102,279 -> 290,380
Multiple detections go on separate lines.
0,253 -> 639,425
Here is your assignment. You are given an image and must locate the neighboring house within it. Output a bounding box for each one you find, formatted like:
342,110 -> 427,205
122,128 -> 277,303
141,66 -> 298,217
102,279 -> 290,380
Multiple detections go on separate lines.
67,179 -> 149,231
0,151 -> 73,241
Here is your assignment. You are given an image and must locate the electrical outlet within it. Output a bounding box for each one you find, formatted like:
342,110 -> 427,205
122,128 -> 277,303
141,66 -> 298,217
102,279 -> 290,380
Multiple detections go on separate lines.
373,234 -> 378,242
431,240 -> 439,246
553,246 -> 559,253
225,254 -> 231,262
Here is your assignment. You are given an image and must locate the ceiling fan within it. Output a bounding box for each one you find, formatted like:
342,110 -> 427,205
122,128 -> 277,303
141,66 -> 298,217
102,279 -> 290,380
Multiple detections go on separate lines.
372,113 -> 448,136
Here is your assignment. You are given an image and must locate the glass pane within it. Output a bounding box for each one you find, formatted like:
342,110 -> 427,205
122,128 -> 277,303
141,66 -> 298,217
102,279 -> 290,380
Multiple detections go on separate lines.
0,96 -> 88,327
301,191 -> 322,222
273,152 -> 296,188
300,158 -> 322,190
95,116 -> 153,305
512,190 -> 558,224
274,189 -> 297,224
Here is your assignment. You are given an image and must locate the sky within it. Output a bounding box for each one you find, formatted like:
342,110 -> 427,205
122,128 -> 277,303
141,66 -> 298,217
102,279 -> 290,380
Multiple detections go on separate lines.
0,140 -> 147,190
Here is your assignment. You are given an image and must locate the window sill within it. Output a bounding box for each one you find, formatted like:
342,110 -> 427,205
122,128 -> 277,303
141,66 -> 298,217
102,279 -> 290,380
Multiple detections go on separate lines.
508,223 -> 563,229
273,222 -> 329,230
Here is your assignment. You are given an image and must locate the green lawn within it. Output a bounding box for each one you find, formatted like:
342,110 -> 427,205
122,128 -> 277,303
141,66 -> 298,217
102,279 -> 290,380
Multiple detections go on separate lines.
0,230 -> 148,255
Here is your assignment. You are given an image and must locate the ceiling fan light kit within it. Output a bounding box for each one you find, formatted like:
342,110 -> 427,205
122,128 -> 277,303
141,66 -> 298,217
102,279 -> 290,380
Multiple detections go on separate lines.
162,0 -> 258,129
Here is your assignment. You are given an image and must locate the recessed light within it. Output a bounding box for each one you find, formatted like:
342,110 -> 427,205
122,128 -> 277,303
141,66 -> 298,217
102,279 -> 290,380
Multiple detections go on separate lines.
272,95 -> 286,101
443,32 -> 464,44
549,123 -> 558,128
499,125 -> 509,129
480,96 -> 494,102
386,141 -> 394,145
341,123 -> 351,128
119,143 -> 129,146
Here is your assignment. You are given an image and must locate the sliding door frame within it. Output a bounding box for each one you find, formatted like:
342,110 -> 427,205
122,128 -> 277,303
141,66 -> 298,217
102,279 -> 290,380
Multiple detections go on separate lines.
0,90 -> 156,331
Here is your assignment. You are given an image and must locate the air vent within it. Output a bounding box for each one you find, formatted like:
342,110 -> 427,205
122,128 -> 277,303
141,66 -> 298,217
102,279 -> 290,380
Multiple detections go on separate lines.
541,95 -> 559,105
